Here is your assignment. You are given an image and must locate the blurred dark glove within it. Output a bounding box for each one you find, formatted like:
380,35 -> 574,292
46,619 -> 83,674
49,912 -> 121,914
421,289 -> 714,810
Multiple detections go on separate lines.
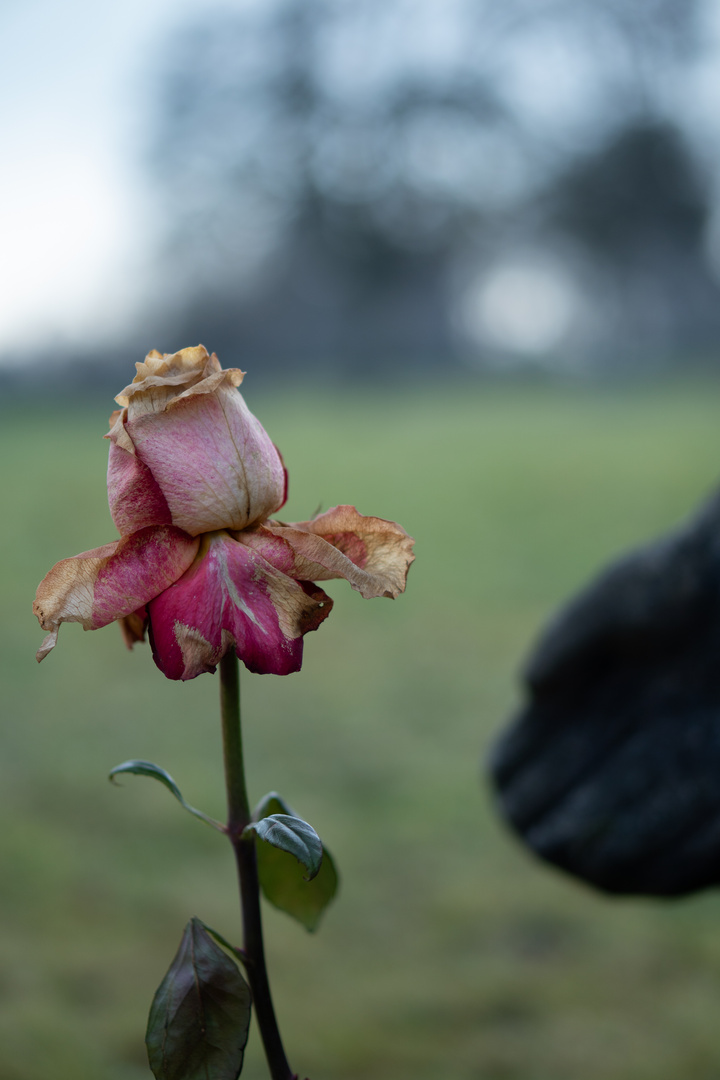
490,488 -> 720,896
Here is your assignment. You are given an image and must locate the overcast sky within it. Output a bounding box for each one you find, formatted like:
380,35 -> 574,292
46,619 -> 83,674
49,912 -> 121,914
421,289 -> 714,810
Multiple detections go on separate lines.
3,0 -> 720,363
0,0 -> 209,356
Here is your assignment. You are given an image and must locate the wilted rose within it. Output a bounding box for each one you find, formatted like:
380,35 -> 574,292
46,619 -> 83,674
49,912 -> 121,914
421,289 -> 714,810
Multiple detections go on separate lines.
34,346 -> 415,679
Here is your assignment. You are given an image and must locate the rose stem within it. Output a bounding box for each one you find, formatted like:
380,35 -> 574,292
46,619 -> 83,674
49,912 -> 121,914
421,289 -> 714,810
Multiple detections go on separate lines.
220,651 -> 296,1080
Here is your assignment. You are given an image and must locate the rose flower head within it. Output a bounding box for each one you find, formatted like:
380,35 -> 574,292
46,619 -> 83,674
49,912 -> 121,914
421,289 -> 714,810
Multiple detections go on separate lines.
34,346 -> 415,679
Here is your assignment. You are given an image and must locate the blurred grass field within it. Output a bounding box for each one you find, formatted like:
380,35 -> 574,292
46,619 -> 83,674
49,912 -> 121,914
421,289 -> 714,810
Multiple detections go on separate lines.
4,377 -> 720,1080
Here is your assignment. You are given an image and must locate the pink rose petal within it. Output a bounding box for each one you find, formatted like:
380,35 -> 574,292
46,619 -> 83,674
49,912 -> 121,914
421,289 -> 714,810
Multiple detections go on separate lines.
124,386 -> 285,536
33,526 -> 199,660
148,532 -> 332,680
107,441 -> 172,534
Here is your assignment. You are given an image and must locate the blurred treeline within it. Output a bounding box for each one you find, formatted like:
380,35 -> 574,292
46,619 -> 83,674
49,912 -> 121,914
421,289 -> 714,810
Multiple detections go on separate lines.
9,0 -> 720,391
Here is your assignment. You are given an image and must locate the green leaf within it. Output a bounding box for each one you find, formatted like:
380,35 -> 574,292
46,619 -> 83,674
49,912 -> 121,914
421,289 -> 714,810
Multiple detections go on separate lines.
250,792 -> 339,932
251,791 -> 297,822
109,760 -> 224,832
146,917 -> 251,1080
243,814 -> 323,880
257,839 -> 339,933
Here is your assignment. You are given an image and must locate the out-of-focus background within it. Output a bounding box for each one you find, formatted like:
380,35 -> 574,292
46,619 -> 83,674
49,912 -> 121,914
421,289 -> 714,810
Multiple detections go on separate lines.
5,2 -> 720,1078
7,0 -> 720,384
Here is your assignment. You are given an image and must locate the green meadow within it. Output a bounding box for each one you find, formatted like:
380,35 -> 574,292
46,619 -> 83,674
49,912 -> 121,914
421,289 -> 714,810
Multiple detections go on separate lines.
4,377 -> 720,1080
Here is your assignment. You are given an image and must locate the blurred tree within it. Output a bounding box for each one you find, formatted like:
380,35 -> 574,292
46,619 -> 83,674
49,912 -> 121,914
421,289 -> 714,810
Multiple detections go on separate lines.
140,0 -> 706,376
543,120 -> 720,366
552,122 -> 709,263
145,0 -> 506,372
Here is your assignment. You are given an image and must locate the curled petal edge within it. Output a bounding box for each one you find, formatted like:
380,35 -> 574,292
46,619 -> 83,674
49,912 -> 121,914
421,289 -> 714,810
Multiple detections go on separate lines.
119,606 -> 148,649
114,345 -> 244,410
257,505 -> 415,599
33,526 -> 199,662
